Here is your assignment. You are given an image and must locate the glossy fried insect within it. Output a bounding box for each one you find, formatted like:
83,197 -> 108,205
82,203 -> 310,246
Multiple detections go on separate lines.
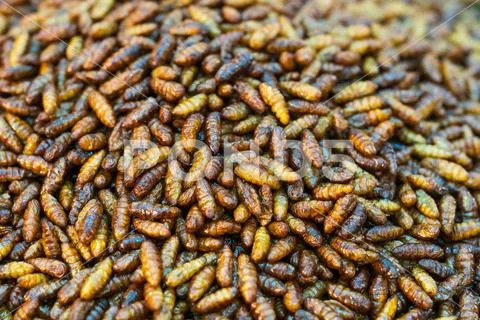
421,158 -> 469,183
174,42 -> 209,66
140,241 -> 161,287
412,266 -> 437,297
87,90 -> 116,128
235,162 -> 280,189
76,150 -> 105,186
172,93 -> 208,117
313,183 -> 353,201
281,81 -> 322,101
80,257 -> 113,300
301,129 -> 323,168
0,116 -> 22,153
365,225 -> 404,242
150,78 -> 185,102
234,81 -> 266,114
165,252 -> 216,287
238,253 -> 258,304
330,236 -> 378,263
75,198 -> 102,244
334,81 -> 377,104
40,192 -> 67,228
413,189 -> 439,219
324,194 -> 356,234
215,52 -> 253,83
251,226 -> 271,262
349,128 -> 376,156
326,283 -> 371,314
259,82 -> 290,125
392,243 -> 443,260
397,275 -> 433,310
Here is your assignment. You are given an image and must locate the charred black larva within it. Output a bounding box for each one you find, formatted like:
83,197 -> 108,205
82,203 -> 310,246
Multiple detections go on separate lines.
0,0 -> 478,319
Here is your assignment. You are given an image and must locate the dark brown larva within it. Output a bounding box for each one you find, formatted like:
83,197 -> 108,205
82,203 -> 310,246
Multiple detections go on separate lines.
0,1 -> 478,319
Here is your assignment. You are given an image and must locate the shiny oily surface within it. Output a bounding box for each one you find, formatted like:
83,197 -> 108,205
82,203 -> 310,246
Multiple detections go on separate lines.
0,0 -> 479,319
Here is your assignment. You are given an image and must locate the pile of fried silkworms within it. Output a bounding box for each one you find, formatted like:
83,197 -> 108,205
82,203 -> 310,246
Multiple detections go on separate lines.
0,0 -> 479,319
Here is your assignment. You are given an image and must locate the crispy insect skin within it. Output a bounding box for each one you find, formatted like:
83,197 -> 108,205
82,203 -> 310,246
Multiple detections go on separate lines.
13,181 -> 40,216
196,178 -> 220,220
397,275 -> 433,310
415,189 -> 439,218
188,265 -> 215,302
238,253 -> 258,304
165,252 -> 216,287
251,226 -> 271,263
412,266 -> 437,297
326,283 -> 371,314
330,236 -> 378,263
349,128 -> 376,156
205,112 -> 221,155
150,34 -> 176,67
41,192 -> 67,227
75,198 -> 102,244
235,81 -> 266,114
280,81 -> 322,101
112,195 -> 130,241
0,116 -> 22,153
334,81 -> 377,104
0,0 -> 477,315
284,115 -> 319,139
87,90 -> 116,128
80,257 -> 113,300
418,259 -> 455,278
235,162 -> 280,189
172,93 -> 208,117
215,52 -> 253,83
115,301 -> 146,320
150,78 -> 185,102
301,129 -> 323,168
313,183 -> 354,201
324,194 -> 356,234
27,258 -> 68,278
459,289 -> 479,320
77,150 -> 105,186
236,178 -> 269,225
140,240 -> 161,287
267,236 -> 296,262
259,82 -> 290,125
304,298 -> 342,320
181,113 -> 204,153
174,42 -> 209,66
392,243 -> 443,260
41,219 -> 61,258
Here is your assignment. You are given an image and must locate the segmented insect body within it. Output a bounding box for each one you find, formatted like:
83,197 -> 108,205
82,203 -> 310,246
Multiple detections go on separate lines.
334,81 -> 377,104
324,194 -> 356,234
172,93 -> 208,117
174,42 -> 209,66
259,82 -> 290,124
302,129 -> 323,168
0,116 -> 22,153
80,257 -> 113,300
140,241 -> 161,287
281,81 -> 322,101
326,283 -> 371,314
238,253 -> 258,304
87,90 -> 116,128
215,52 -> 253,83
397,275 -> 433,309
165,253 -> 216,287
